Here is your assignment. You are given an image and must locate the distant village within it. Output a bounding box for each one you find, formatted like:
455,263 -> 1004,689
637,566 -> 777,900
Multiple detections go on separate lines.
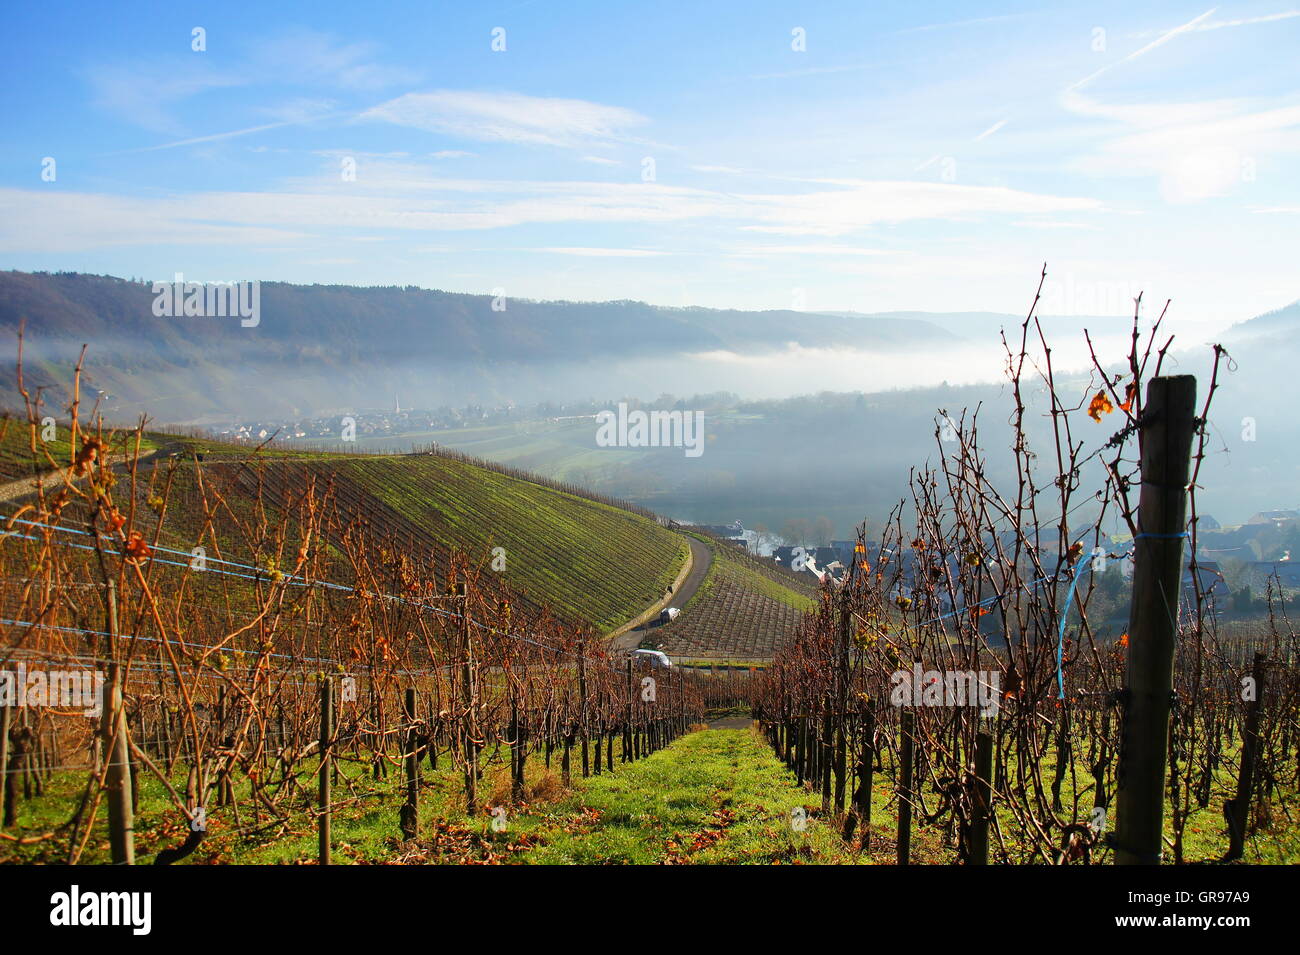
212,397 -> 613,446
698,509 -> 1300,616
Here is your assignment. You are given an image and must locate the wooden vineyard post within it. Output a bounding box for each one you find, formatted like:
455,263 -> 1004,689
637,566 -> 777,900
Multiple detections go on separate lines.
834,589 -> 851,814
678,669 -> 686,737
101,661 -> 134,865
790,717 -> 800,784
106,579 -> 119,658
970,729 -> 993,865
861,706 -> 876,835
509,696 -> 525,800
459,582 -> 479,815
0,703 -> 9,829
319,677 -> 334,865
897,710 -> 914,866
1114,375 -> 1196,866
820,704 -> 833,811
846,704 -> 875,847
216,686 -> 229,806
578,639 -> 590,778
624,658 -> 633,763
606,677 -> 615,771
434,696 -> 444,779
1224,651 -> 1267,861
401,688 -> 419,840
594,691 -> 603,776
560,694 -> 572,787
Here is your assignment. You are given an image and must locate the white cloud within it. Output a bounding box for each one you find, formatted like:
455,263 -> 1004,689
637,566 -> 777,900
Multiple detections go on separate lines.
734,180 -> 1099,235
894,13 -> 1032,35
1065,93 -> 1300,202
88,31 -> 411,141
727,244 -> 901,257
1126,11 -> 1300,37
263,98 -> 339,123
973,119 -> 1008,141
0,188 -> 308,252
1066,8 -> 1218,93
1011,220 -> 1101,231
86,62 -> 245,134
690,164 -> 751,175
247,31 -> 420,90
361,90 -> 649,147
535,247 -> 667,257
0,171 -> 1104,252
125,121 -> 299,153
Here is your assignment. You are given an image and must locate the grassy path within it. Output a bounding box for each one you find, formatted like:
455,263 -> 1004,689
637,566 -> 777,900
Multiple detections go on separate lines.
521,728 -> 860,864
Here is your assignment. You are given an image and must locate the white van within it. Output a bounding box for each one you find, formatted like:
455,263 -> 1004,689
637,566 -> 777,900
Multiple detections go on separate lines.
630,649 -> 674,669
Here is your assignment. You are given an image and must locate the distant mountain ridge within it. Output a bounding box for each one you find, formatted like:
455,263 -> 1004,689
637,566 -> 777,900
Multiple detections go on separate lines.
0,270 -> 954,421
1224,300 -> 1300,340
1,270 -> 1293,426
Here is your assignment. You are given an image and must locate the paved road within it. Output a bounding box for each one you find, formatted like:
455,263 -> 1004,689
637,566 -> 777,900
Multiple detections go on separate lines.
610,535 -> 712,654
0,443 -> 180,505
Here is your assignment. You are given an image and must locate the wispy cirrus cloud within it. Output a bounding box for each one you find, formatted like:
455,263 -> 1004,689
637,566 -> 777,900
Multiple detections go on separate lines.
0,171 -> 1102,252
86,30 -> 414,138
359,90 -> 650,147
1065,8 -> 1217,93
534,247 -> 667,257
973,119 -> 1008,141
1125,10 -> 1300,38
726,244 -> 901,257
893,13 -> 1033,34
86,61 -> 246,134
245,30 -> 421,90
1057,8 -> 1300,202
734,180 -> 1099,235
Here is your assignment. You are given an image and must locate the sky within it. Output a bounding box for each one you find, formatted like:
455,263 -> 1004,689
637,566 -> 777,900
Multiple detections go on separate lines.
1,0 -> 1298,332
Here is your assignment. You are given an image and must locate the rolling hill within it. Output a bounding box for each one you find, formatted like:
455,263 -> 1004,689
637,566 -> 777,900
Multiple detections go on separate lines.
0,270 -> 956,422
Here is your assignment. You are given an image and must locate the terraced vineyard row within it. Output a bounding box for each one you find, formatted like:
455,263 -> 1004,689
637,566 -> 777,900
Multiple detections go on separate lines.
649,538 -> 818,661
329,455 -> 688,632
0,415 -> 157,482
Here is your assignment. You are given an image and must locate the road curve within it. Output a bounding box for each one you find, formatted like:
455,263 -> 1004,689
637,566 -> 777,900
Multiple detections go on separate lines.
611,535 -> 713,654
0,444 -> 181,505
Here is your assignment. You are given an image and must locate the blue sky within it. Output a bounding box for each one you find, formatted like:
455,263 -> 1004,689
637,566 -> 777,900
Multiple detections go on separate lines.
1,0 -> 1298,328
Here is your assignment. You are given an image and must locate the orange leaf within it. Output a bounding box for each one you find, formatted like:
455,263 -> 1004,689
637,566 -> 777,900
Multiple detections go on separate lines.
124,531 -> 151,563
1119,381 -> 1138,413
1087,390 -> 1114,422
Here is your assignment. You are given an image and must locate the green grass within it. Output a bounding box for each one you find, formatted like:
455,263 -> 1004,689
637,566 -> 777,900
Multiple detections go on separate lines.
523,728 -> 858,864
1,727 -> 859,865
5,724 -> 1293,865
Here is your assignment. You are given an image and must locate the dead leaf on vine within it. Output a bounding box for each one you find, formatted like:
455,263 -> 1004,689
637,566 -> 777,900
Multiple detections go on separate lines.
124,531 -> 151,563
1087,390 -> 1114,422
